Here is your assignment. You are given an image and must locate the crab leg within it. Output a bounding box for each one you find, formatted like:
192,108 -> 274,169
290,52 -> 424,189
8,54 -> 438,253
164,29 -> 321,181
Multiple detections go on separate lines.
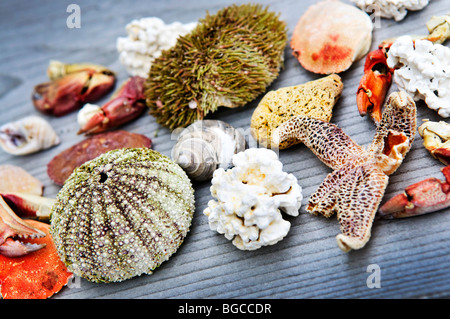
357,15 -> 450,123
379,166 -> 450,219
0,195 -> 46,257
32,61 -> 115,117
77,76 -> 146,135
356,47 -> 393,123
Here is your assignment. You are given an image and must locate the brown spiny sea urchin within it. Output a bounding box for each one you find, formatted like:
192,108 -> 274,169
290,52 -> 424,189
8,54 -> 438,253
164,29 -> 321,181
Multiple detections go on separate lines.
144,4 -> 288,130
50,148 -> 195,283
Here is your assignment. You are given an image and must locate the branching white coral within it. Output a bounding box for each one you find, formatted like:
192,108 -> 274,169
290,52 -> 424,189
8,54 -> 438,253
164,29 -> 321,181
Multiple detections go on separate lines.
387,35 -> 450,117
116,17 -> 197,77
203,148 -> 303,250
351,0 -> 429,21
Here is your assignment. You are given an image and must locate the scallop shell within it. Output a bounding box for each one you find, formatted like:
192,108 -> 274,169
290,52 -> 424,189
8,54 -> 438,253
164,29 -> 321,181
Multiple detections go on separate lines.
171,120 -> 246,182
0,116 -> 60,155
50,148 -> 195,283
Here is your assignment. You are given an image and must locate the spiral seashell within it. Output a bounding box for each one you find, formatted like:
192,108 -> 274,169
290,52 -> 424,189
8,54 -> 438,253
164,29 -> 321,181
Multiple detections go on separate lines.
171,120 -> 246,182
50,148 -> 195,283
0,116 -> 60,155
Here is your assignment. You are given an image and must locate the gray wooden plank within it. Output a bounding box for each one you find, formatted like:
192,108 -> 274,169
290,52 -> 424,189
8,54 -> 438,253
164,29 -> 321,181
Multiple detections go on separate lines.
0,0 -> 449,299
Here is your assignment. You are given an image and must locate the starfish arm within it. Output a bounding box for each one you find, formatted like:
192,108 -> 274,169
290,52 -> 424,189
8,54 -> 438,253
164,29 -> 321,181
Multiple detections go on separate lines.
334,164 -> 389,252
307,168 -> 343,218
369,91 -> 417,163
273,116 -> 365,170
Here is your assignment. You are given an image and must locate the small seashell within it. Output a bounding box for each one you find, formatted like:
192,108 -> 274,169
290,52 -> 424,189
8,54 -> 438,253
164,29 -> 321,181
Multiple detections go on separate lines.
171,120 -> 246,182
0,116 -> 60,155
50,148 -> 195,283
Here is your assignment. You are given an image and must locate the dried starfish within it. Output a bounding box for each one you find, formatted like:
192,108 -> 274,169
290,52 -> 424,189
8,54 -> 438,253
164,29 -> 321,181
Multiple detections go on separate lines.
273,91 -> 416,251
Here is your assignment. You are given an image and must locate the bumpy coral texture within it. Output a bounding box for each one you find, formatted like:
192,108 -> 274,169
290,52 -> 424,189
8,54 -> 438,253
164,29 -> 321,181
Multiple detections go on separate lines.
387,36 -> 450,117
117,17 -> 197,77
203,148 -> 302,250
351,0 -> 429,21
273,91 -> 416,252
50,148 -> 195,283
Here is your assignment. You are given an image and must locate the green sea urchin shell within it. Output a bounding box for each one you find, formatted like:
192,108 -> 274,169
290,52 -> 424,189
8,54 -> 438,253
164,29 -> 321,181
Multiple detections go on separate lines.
144,3 -> 288,130
50,148 -> 195,283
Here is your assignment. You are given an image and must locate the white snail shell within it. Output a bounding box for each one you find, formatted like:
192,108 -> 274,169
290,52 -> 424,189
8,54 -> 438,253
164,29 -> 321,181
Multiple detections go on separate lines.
0,116 -> 60,155
171,120 -> 246,181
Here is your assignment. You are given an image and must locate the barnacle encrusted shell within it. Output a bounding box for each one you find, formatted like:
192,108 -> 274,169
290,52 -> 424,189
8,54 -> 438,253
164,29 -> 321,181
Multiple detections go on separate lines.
50,148 -> 195,283
171,120 -> 246,182
144,3 -> 288,130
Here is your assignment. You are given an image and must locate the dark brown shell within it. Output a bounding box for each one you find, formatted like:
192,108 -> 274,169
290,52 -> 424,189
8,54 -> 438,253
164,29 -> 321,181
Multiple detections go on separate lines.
47,130 -> 151,185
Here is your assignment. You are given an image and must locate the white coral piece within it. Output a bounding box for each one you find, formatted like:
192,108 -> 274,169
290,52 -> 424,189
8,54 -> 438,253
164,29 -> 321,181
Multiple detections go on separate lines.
203,148 -> 302,250
116,17 -> 197,77
351,0 -> 429,21
387,35 -> 450,117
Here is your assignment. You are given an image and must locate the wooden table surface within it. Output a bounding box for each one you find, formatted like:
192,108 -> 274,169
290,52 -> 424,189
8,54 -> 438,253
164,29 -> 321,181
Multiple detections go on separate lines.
1,0 -> 449,299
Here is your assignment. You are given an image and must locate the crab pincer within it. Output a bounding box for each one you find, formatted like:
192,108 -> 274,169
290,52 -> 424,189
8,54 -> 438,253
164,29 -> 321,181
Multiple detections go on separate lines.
356,45 -> 394,123
77,76 -> 146,135
379,166 -> 450,219
32,60 -> 116,117
357,15 -> 450,123
0,195 -> 46,258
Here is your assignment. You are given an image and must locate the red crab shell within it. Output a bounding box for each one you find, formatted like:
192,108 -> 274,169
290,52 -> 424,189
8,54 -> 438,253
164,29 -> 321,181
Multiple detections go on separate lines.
0,220 -> 72,299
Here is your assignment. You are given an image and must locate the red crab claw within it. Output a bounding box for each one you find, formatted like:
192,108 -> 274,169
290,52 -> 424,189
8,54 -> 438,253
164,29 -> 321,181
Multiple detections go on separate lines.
357,47 -> 394,123
0,195 -> 46,257
78,76 -> 146,135
32,64 -> 115,117
379,165 -> 450,219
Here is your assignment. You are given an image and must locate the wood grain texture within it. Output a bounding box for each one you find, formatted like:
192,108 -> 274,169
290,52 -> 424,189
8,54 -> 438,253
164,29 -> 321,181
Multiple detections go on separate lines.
1,0 -> 449,299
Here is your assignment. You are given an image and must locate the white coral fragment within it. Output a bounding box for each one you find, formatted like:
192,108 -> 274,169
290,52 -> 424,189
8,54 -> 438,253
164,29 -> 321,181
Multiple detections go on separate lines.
116,17 -> 197,77
203,148 -> 302,250
351,0 -> 429,21
387,35 -> 450,117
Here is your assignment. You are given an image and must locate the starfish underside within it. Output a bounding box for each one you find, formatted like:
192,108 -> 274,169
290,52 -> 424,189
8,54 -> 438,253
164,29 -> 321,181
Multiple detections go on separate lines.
273,91 -> 416,251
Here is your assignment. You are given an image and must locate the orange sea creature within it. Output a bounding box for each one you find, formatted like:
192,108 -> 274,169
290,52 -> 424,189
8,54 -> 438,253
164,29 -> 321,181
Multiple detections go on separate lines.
0,219 -> 72,299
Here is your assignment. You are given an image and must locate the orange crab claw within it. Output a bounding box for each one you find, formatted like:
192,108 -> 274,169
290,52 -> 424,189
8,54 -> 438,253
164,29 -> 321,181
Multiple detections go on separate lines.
357,48 -> 394,123
379,165 -> 450,219
32,63 -> 115,117
0,219 -> 73,299
0,195 -> 46,257
78,76 -> 146,135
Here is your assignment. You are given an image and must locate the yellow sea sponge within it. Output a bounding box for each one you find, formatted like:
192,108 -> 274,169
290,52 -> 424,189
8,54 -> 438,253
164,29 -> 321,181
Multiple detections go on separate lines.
250,74 -> 343,149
